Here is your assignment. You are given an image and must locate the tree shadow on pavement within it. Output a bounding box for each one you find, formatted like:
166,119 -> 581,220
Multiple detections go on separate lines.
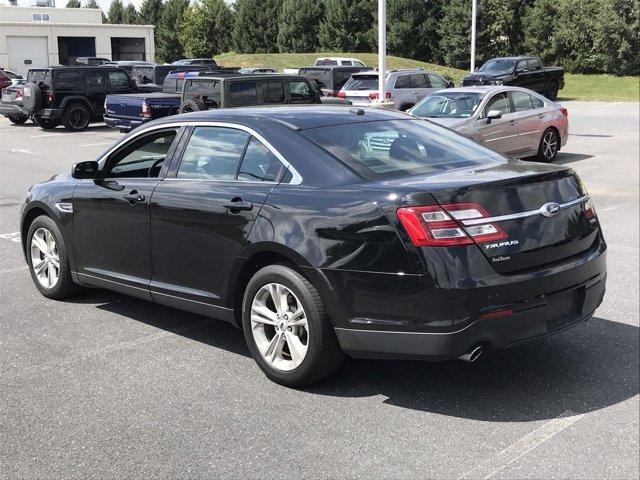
70,290 -> 638,423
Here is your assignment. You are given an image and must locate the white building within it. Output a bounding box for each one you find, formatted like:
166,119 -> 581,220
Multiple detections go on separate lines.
0,5 -> 155,76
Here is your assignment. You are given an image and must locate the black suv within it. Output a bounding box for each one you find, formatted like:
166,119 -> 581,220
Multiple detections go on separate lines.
21,66 -> 136,131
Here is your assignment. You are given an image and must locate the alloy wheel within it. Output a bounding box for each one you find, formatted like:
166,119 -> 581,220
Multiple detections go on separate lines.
542,131 -> 558,160
250,283 -> 309,371
30,227 -> 60,288
70,107 -> 88,129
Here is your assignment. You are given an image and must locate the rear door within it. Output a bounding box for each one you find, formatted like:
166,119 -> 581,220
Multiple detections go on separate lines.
83,69 -> 108,114
474,91 -> 519,155
149,125 -> 291,311
509,90 -> 545,154
410,73 -> 432,102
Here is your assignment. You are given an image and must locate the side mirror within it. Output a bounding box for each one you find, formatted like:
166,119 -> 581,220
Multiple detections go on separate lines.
485,109 -> 503,124
447,80 -> 454,88
72,161 -> 99,179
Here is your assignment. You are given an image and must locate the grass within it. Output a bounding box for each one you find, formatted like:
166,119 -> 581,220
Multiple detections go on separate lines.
217,52 -> 639,102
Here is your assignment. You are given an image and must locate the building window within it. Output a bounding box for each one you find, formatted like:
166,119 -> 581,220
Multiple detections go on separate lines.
32,13 -> 51,21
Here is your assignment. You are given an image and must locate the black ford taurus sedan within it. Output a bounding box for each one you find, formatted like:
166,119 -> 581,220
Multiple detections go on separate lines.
20,106 -> 606,386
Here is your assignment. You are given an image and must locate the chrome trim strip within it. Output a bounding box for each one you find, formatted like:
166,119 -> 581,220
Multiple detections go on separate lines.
54,202 -> 73,213
461,195 -> 589,226
98,121 -> 303,185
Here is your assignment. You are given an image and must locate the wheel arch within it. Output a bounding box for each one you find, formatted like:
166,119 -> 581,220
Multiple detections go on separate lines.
20,202 -> 58,258
59,96 -> 93,113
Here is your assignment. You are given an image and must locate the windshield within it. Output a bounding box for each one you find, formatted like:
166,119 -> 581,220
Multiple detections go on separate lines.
411,92 -> 484,118
303,119 -> 504,179
478,59 -> 516,75
342,75 -> 378,91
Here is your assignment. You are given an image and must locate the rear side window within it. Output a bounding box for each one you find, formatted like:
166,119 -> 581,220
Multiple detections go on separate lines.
341,61 -> 351,66
177,127 -> 249,180
54,70 -> 83,89
228,82 -> 259,107
237,137 -> 285,182
289,81 -> 313,102
531,95 -> 545,108
427,74 -> 448,88
84,71 -> 107,89
263,82 -> 285,103
511,91 -> 533,111
185,80 -> 221,106
485,92 -> 511,115
108,70 -> 130,88
394,75 -> 410,89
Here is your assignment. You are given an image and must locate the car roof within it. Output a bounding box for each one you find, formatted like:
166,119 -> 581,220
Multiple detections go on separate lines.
149,106 -> 411,130
299,66 -> 369,71
440,85 -> 543,95
193,74 -> 307,81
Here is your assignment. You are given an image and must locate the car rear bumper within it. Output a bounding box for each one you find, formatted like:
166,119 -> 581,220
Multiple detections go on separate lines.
334,273 -> 605,360
104,115 -> 143,131
0,103 -> 29,117
36,108 -> 63,120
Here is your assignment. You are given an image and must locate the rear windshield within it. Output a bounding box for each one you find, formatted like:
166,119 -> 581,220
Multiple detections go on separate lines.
27,70 -> 47,84
302,119 -> 504,179
132,66 -> 154,83
185,80 -> 221,106
343,75 -> 378,91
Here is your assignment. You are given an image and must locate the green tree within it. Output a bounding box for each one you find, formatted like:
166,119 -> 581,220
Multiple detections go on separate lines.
592,0 -> 639,75
318,0 -> 376,52
139,0 -> 163,26
107,0 -> 125,24
84,0 -> 100,6
180,0 -> 233,58
277,0 -> 324,53
233,0 -> 281,53
156,0 -> 190,62
386,0 -> 441,62
123,3 -> 139,24
66,0 -> 81,7
522,0 -> 559,65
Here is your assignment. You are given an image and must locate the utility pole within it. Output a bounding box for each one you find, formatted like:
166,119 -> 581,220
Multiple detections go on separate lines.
470,0 -> 477,72
378,0 -> 386,102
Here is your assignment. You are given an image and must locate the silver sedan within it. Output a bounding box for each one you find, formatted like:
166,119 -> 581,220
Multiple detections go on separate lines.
408,86 -> 569,162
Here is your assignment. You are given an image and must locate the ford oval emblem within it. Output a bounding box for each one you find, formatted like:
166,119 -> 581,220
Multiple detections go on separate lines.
541,202 -> 561,217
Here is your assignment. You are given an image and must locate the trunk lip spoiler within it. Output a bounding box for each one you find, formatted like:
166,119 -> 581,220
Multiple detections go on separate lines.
460,195 -> 589,226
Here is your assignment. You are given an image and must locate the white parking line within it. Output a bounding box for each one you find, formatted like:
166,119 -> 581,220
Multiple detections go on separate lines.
457,410 -> 585,479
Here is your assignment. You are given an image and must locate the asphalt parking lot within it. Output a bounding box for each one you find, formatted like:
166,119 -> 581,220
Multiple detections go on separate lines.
0,102 -> 638,479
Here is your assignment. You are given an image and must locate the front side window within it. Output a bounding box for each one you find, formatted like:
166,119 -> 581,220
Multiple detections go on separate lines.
410,74 -> 428,88
485,93 -> 511,116
289,81 -> 313,102
108,70 -> 130,88
411,92 -> 484,119
516,60 -> 528,72
263,82 -> 285,103
105,130 -> 178,178
303,119 -> 504,180
228,82 -> 258,107
237,137 -> 286,182
427,74 -> 448,89
511,91 -> 533,112
177,127 -> 249,180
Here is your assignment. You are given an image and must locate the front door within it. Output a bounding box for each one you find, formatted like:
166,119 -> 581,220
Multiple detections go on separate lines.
149,125 -> 292,315
475,91 -> 519,156
83,69 -> 108,115
72,127 -> 182,298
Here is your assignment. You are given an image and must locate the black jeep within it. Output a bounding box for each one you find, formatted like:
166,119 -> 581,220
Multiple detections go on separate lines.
21,66 -> 136,131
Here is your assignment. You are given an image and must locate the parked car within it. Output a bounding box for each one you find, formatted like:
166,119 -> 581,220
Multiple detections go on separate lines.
178,74 -> 321,113
74,57 -> 112,66
409,86 -> 568,162
460,56 -> 565,100
1,68 -> 23,86
131,65 -> 213,92
20,65 -> 136,131
0,69 -> 47,124
338,69 -> 454,110
20,106 -> 606,386
104,70 -> 235,132
238,67 -> 278,74
172,58 -> 218,67
0,69 -> 11,93
297,66 -> 370,97
315,57 -> 367,67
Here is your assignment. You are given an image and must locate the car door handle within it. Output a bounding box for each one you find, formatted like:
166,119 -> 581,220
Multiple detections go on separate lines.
538,114 -> 546,118
123,191 -> 145,204
509,120 -> 517,125
223,199 -> 253,212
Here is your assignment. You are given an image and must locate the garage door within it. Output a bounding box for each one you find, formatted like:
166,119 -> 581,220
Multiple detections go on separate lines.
7,36 -> 49,77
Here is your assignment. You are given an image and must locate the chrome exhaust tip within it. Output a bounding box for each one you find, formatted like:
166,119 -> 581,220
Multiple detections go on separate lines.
458,345 -> 484,363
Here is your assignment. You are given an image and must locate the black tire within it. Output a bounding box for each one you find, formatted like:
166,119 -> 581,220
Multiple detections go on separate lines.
26,215 -> 81,300
33,116 -> 59,129
179,97 -> 208,114
536,128 -> 560,162
8,115 -> 28,125
242,264 -> 344,386
62,102 -> 91,131
546,81 -> 559,101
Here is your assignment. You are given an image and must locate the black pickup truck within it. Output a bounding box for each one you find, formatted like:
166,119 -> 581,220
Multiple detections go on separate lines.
460,56 -> 564,100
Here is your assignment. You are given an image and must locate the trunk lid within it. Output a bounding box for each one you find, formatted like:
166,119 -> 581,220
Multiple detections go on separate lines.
389,162 -> 600,273
105,93 -> 179,120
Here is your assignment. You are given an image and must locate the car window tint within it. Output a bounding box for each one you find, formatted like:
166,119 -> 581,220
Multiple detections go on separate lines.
485,92 -> 511,115
341,61 -> 351,66
107,130 -> 177,178
527,58 -> 541,70
229,82 -> 258,107
516,60 -> 528,72
177,127 -> 249,180
263,82 -> 285,103
290,81 -> 313,102
531,95 -> 545,108
427,74 -> 448,88
237,137 -> 285,182
54,70 -> 83,89
85,71 -> 106,89
410,74 -> 428,88
334,71 -> 353,91
185,80 -> 221,106
3,70 -> 20,79
108,70 -> 129,88
27,70 -> 46,83
354,61 -> 365,67
394,75 -> 410,89
511,91 -> 534,111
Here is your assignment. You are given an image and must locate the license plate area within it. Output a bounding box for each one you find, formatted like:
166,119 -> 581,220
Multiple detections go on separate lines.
546,290 -> 580,331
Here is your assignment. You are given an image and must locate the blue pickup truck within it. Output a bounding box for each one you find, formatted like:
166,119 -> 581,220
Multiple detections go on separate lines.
104,70 -> 219,132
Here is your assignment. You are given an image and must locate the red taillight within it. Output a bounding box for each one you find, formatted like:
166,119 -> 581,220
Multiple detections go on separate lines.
15,87 -> 23,101
46,91 -> 55,103
479,308 -> 514,320
337,91 -> 346,99
141,100 -> 151,118
368,91 -> 391,100
560,107 -> 568,117
583,197 -> 596,219
396,203 -> 507,247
